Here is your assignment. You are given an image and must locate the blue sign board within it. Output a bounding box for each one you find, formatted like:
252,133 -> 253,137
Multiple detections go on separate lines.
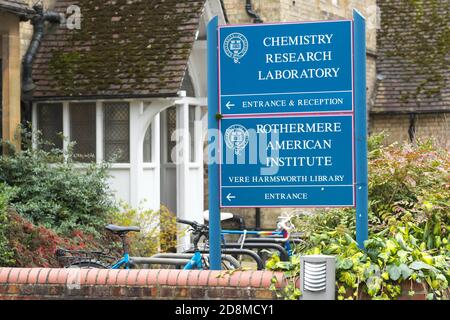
219,21 -> 353,116
220,115 -> 354,207
218,20 -> 355,208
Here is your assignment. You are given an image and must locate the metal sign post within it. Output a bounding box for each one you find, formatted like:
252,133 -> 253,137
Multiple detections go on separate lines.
353,10 -> 368,248
207,16 -> 222,270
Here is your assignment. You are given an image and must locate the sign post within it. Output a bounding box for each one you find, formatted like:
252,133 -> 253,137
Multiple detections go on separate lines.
207,11 -> 368,269
353,10 -> 368,248
207,16 -> 222,270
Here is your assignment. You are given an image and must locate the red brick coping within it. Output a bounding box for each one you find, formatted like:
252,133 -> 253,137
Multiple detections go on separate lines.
0,268 -> 289,300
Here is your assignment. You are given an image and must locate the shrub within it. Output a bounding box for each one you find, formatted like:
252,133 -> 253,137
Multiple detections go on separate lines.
267,135 -> 450,300
0,183 -> 16,266
0,131 -> 117,236
110,204 -> 181,257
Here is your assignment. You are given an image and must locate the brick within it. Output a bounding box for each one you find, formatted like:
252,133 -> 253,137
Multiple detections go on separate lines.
218,273 -> 231,287
115,269 -> 129,285
85,269 -> 98,285
141,287 -> 157,297
159,286 -> 174,298
238,272 -> 252,287
254,289 -> 274,300
223,287 -> 240,299
111,286 -> 126,297
187,270 -> 200,286
6,284 -> 19,295
95,269 -> 110,285
124,286 -> 143,297
206,287 -> 223,299
46,269 -> 61,284
250,271 -> 265,287
48,285 -> 63,296
19,284 -> 34,296
167,270 -> 180,286
175,287 -> 188,298
261,271 -> 275,288
0,284 -> 8,294
228,272 -> 241,287
0,268 -> 11,283
157,269 -> 171,286
125,270 -> 141,286
7,269 -> 21,283
106,270 -> 120,285
27,269 -> 42,284
176,270 -> 190,286
207,271 -> 221,286
190,287 -> 206,299
56,269 -> 69,284
94,286 -> 113,298
146,269 -> 161,285
135,270 -> 148,286
17,269 -> 31,284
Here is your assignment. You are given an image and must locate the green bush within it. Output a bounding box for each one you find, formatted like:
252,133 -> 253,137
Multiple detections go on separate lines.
110,204 -> 181,257
0,131 -> 117,236
0,183 -> 16,266
267,135 -> 450,300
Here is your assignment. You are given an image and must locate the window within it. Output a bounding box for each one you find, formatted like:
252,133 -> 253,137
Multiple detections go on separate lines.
143,122 -> 152,163
37,103 -> 63,151
104,102 -> 130,163
70,102 -> 96,162
166,107 -> 177,163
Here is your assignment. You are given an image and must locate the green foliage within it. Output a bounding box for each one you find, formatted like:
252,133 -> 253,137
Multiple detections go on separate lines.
267,135 -> 450,300
0,130 -> 117,235
110,204 -> 181,257
0,183 -> 16,266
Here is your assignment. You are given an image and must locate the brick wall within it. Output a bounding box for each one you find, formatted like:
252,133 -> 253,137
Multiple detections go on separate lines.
0,268 -> 287,300
370,113 -> 450,149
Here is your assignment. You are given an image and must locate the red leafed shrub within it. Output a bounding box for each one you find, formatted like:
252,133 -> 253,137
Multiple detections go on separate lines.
5,210 -> 117,267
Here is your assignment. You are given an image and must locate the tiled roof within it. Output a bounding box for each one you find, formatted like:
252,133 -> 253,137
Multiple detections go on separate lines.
372,0 -> 450,114
0,0 -> 34,18
32,0 -> 206,100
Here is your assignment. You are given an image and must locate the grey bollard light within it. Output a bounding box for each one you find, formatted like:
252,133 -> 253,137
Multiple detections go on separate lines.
299,255 -> 336,300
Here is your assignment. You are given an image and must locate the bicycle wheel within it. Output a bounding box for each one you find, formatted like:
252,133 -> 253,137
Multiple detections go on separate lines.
202,255 -> 240,270
67,260 -> 109,269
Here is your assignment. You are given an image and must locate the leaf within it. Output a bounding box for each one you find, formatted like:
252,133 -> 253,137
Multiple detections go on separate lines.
387,265 -> 401,281
340,258 -> 353,270
409,261 -> 436,271
399,263 -> 413,279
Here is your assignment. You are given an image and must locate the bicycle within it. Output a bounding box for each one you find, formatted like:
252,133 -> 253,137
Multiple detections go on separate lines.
202,211 -> 306,262
56,224 -> 140,269
56,223 -> 241,270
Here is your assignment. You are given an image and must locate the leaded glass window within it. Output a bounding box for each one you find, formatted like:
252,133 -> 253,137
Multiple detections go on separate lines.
70,102 -> 96,162
37,103 -> 63,151
104,102 -> 130,163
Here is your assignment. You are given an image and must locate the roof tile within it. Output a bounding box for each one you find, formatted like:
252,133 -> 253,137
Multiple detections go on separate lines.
32,0 -> 206,100
372,0 -> 450,114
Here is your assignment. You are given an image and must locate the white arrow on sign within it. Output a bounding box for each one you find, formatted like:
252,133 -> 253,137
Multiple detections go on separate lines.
225,101 -> 235,110
226,193 -> 236,201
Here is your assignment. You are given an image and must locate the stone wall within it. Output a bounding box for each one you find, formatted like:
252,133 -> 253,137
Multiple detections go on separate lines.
370,112 -> 450,149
